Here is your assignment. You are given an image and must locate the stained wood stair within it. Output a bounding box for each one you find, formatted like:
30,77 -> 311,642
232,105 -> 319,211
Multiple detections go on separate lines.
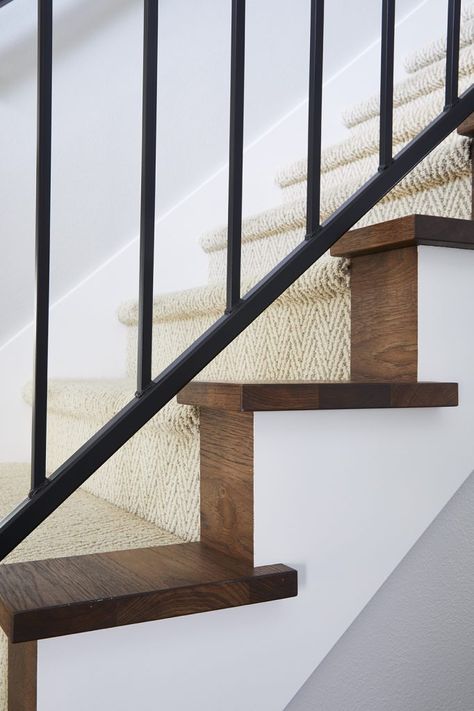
178,381 -> 458,411
0,543 -> 296,643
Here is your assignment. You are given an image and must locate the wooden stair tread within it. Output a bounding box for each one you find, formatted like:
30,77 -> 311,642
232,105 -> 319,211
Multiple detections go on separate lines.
458,113 -> 474,138
330,215 -> 474,258
178,381 -> 458,411
0,542 -> 297,643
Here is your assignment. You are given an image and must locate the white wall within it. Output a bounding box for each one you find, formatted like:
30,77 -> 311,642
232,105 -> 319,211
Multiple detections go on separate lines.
287,470 -> 474,711
36,245 -> 474,710
0,0 -> 447,462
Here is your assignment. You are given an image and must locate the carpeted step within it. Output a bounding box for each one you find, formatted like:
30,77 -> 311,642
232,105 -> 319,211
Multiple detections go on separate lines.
23,378 -> 198,435
23,257 -> 350,547
201,29 -> 473,282
35,261 -> 350,552
277,132 -> 469,199
118,260 -> 350,382
23,381 -> 201,542
0,463 -> 180,710
201,133 -> 470,280
276,76 -> 472,190
280,77 -> 472,184
275,17 -> 474,202
343,45 -> 474,130
404,4 -> 474,75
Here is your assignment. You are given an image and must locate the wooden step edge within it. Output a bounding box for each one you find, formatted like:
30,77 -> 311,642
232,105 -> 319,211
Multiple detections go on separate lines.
330,215 -> 474,258
0,542 -> 297,644
458,113 -> 474,138
178,381 -> 458,412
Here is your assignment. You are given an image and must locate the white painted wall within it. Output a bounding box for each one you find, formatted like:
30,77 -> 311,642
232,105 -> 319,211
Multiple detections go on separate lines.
287,470 -> 474,711
0,0 -> 448,462
36,246 -> 474,709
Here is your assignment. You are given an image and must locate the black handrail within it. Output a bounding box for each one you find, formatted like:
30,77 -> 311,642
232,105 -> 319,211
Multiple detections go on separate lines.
0,0 -> 472,560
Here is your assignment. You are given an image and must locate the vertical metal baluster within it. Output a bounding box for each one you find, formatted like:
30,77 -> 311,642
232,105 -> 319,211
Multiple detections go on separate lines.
31,0 -> 53,495
379,0 -> 396,170
445,0 -> 461,108
226,0 -> 246,313
306,0 -> 324,238
137,0 -> 159,394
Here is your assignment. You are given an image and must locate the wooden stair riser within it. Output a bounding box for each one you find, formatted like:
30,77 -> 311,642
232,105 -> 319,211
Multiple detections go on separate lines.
200,408 -> 254,565
331,215 -> 474,382
350,246 -> 418,381
7,641 -> 36,711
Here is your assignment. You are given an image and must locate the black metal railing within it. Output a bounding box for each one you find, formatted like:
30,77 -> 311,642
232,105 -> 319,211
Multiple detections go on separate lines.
226,0 -> 246,312
0,0 -> 473,560
137,0 -> 159,395
31,0 -> 53,495
379,0 -> 396,170
306,0 -> 324,236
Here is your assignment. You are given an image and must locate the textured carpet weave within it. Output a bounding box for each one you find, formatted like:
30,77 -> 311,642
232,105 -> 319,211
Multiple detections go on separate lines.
404,4 -> 474,74
343,45 -> 474,129
200,142 -> 471,280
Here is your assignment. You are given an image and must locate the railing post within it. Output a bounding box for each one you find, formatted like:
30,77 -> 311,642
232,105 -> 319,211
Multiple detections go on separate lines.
226,0 -> 246,313
306,0 -> 325,238
137,0 -> 159,395
31,0 -> 53,495
379,0 -> 396,170
445,0 -> 461,109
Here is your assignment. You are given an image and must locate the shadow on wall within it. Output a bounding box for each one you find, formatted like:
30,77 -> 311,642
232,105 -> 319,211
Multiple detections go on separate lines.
286,469 -> 474,711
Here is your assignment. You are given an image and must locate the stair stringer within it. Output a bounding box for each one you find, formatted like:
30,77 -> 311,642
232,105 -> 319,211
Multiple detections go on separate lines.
31,246 -> 474,710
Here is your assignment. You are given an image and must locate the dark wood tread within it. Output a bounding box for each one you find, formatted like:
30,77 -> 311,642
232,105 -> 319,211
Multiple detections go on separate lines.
0,542 -> 297,643
330,215 -> 474,258
458,113 -> 474,138
178,381 -> 458,411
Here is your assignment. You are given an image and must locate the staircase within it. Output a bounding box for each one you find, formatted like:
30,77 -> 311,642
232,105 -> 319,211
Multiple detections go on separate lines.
1,1 -> 474,709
